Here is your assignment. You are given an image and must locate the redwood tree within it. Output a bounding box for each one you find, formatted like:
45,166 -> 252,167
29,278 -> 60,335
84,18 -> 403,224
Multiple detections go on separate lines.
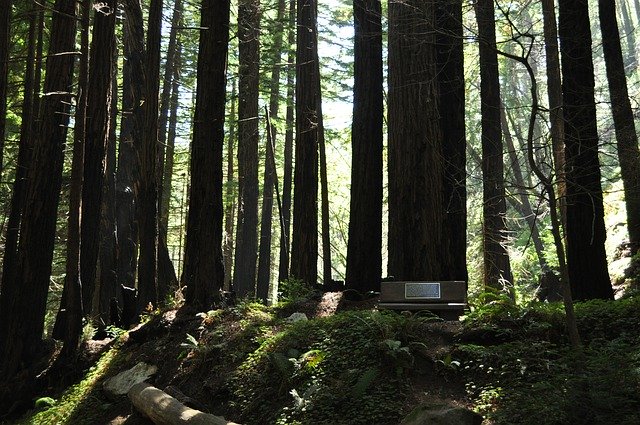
182,0 -> 230,308
346,0 -> 383,292
0,0 -> 11,179
0,0 -> 77,380
558,0 -> 613,300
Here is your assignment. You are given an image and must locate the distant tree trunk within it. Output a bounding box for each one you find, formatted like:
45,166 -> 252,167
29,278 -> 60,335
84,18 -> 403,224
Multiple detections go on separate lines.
233,0 -> 261,298
158,0 -> 183,238
541,0 -> 566,229
633,0 -> 640,23
257,0 -> 287,302
137,0 -> 162,312
388,0 -> 444,281
346,0 -> 383,292
0,0 -> 76,380
291,0 -> 319,285
599,0 -> 640,251
278,0 -> 296,283
58,0 -> 91,356
223,79 -> 237,291
1,2 -> 40,296
618,0 -> 637,72
0,0 -> 11,180
317,71 -> 331,288
476,0 -> 513,295
558,0 -> 613,300
436,0 -> 467,283
182,0 -> 229,309
81,0 -> 117,315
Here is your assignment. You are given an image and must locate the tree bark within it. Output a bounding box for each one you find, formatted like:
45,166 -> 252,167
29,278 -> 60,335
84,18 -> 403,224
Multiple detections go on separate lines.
182,0 -> 230,309
223,78 -> 237,291
599,0 -> 640,251
0,0 -> 76,380
291,0 -> 319,285
436,0 -> 467,283
278,0 -> 296,283
476,0 -> 513,295
387,0 -> 444,281
558,0 -> 613,300
346,0 -> 383,292
233,0 -> 261,298
81,0 -> 118,315
0,0 -> 11,181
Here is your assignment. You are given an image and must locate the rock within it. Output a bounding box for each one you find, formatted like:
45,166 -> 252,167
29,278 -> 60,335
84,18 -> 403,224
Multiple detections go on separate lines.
400,403 -> 483,425
103,362 -> 158,399
284,312 -> 308,323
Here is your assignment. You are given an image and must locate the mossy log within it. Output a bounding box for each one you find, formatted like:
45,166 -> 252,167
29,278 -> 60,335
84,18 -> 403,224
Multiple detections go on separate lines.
128,382 -> 239,425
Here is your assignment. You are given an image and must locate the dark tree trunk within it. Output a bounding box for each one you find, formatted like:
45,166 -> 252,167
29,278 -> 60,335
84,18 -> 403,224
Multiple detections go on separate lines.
0,0 -> 76,380
436,0 -> 467,283
182,0 -> 229,309
223,78 -> 237,291
81,0 -> 117,315
158,0 -> 183,237
58,0 -> 91,356
0,0 -> 11,180
137,0 -> 162,312
388,0 -> 444,281
599,0 -> 640,251
1,2 -> 40,297
541,0 -> 566,229
291,0 -> 319,285
233,0 -> 261,298
278,0 -> 296,283
346,0 -> 383,292
558,0 -> 613,300
257,0 -> 287,302
476,0 -> 513,294
618,0 -> 637,72
317,67 -> 331,289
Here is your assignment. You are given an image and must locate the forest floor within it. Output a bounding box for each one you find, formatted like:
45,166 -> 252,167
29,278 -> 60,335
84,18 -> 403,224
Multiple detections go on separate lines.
5,288 -> 640,425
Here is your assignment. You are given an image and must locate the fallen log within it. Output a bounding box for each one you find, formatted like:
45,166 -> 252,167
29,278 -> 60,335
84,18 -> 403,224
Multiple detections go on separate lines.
128,382 -> 240,425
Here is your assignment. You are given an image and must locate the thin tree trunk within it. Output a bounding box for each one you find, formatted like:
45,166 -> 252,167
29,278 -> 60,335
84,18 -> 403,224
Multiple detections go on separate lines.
599,0 -> 640,251
0,0 -> 76,380
317,63 -> 331,288
278,0 -> 296,283
0,0 -> 11,180
476,0 -> 513,295
618,0 -> 637,72
233,0 -> 261,298
291,0 -> 319,285
223,78 -> 237,291
158,0 -> 183,238
257,0 -> 287,301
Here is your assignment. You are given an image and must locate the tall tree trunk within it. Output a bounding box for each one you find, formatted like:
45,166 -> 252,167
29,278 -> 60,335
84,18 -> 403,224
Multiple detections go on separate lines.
81,0 -> 117,315
116,6 -> 140,317
317,68 -> 331,288
346,0 -> 383,292
388,0 -> 444,281
223,78 -> 237,291
633,0 -> 640,23
291,0 -> 319,285
233,0 -> 261,298
137,0 -> 162,312
257,0 -> 288,301
1,2 -> 40,296
182,0 -> 229,309
558,0 -> 613,301
278,0 -> 296,283
59,0 -> 91,356
0,0 -> 76,380
476,0 -> 513,295
0,0 -> 11,180
541,0 -> 566,230
436,0 -> 467,283
618,0 -> 637,72
158,0 -> 183,238
599,0 -> 640,251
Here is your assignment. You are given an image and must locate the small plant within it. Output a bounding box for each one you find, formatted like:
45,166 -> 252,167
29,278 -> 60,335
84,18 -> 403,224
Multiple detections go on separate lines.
277,278 -> 317,302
